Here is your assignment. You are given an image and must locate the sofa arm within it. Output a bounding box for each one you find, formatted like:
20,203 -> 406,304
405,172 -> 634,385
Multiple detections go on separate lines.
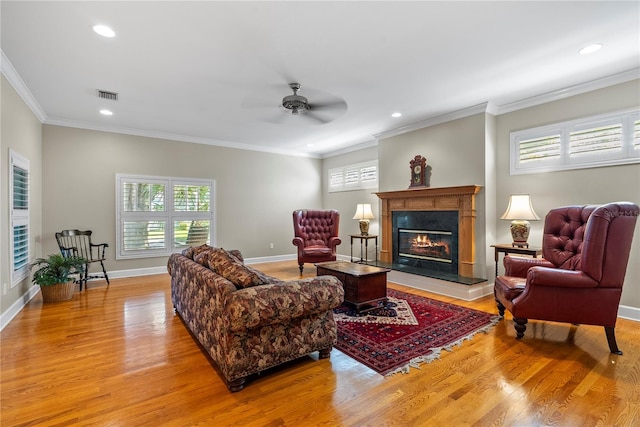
504,255 -> 555,278
527,267 -> 599,289
329,237 -> 342,250
224,276 -> 345,332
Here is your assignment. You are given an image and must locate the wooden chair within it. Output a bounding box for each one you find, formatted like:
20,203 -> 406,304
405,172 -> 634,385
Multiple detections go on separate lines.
55,230 -> 110,291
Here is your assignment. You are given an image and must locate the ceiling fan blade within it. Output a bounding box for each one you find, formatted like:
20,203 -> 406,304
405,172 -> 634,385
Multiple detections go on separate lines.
310,99 -> 348,112
300,111 -> 331,124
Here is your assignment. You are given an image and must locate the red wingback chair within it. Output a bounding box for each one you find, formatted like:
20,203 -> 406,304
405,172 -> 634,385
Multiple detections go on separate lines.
292,209 -> 341,274
494,202 -> 639,354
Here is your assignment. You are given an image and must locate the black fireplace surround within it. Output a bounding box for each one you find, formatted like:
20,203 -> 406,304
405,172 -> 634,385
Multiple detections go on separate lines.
392,210 -> 458,275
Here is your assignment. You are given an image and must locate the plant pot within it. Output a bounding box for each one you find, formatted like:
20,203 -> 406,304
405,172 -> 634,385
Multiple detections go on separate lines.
40,281 -> 75,303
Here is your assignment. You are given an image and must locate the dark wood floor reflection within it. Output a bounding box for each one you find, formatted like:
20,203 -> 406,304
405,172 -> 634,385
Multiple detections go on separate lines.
2,261 -> 639,426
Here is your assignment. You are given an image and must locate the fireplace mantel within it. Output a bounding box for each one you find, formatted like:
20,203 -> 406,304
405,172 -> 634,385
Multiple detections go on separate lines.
376,185 -> 482,278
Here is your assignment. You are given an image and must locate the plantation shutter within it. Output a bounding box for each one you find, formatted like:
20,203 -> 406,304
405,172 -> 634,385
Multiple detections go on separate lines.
10,151 -> 30,283
120,179 -> 167,253
569,122 -> 623,158
518,134 -> 561,163
634,118 -> 640,152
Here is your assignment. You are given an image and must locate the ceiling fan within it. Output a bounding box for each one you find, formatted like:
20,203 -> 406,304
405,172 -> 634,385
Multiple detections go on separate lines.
243,83 -> 347,124
280,83 -> 347,123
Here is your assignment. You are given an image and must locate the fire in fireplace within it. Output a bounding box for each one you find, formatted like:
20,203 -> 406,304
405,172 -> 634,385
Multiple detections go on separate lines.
398,229 -> 452,263
392,210 -> 458,275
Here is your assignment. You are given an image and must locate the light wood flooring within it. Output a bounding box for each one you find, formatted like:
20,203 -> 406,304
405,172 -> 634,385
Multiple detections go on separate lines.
1,261 -> 639,426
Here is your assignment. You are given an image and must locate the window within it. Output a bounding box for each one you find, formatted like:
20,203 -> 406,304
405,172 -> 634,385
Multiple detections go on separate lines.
10,150 -> 30,284
116,174 -> 214,259
510,109 -> 640,175
328,160 -> 378,192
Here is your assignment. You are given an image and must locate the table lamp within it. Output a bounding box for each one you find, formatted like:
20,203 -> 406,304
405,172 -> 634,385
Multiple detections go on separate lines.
500,194 -> 540,247
353,203 -> 374,236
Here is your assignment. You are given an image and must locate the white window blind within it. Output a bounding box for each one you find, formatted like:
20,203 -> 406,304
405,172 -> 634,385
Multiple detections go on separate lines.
10,150 -> 30,284
116,175 -> 214,259
328,160 -> 378,192
511,109 -> 640,175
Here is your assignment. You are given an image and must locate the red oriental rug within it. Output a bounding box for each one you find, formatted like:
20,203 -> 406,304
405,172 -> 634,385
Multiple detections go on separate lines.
334,288 -> 499,376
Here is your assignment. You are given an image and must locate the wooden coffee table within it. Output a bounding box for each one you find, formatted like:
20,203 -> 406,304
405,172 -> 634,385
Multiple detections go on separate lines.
316,261 -> 390,314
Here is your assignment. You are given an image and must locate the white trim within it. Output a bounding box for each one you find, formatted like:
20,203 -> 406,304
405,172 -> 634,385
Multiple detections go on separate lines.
44,118 -> 320,159
496,68 -> 640,115
321,140 -> 378,159
374,103 -> 490,141
0,285 -> 40,331
618,304 -> 640,322
510,107 -> 640,175
0,50 -> 47,122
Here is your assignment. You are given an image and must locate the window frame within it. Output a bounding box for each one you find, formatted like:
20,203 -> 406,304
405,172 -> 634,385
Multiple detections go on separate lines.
510,108 -> 640,175
9,150 -> 30,285
115,174 -> 215,259
328,160 -> 378,193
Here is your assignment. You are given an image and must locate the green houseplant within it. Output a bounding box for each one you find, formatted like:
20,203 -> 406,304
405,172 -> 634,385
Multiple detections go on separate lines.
31,254 -> 86,302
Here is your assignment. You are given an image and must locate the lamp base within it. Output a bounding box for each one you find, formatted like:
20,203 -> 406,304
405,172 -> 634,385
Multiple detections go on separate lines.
510,220 -> 531,247
359,220 -> 370,236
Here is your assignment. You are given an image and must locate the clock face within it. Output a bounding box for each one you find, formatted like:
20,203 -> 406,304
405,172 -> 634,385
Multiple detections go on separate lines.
414,165 -> 422,174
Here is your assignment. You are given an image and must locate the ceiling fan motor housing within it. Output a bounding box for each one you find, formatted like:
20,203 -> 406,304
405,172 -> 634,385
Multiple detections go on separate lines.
282,83 -> 309,115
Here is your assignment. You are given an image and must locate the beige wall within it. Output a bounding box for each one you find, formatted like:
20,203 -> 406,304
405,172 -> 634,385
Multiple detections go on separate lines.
1,75 -> 43,314
322,145 -> 379,260
41,126 -> 323,272
496,79 -> 640,308
377,113 -> 490,279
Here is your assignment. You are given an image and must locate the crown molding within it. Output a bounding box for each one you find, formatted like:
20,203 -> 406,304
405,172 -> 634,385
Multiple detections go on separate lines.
321,139 -> 378,159
495,68 -> 640,115
43,117 -> 320,158
1,49 -> 47,122
374,103 -> 490,141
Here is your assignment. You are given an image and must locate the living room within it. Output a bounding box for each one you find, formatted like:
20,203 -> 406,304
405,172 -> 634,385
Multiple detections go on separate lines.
1,1 -> 640,425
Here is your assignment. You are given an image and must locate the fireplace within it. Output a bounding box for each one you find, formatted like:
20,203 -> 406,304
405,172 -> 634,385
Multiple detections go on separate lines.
376,185 -> 481,278
393,210 -> 458,274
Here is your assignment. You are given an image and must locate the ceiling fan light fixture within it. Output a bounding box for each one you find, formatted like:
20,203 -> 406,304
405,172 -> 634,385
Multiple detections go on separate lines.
282,83 -> 309,115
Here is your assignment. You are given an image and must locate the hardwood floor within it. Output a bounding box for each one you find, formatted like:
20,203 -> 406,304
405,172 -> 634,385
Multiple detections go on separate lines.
2,261 -> 639,426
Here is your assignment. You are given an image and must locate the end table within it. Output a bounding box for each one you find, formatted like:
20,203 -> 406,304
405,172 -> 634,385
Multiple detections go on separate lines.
350,234 -> 378,265
491,244 -> 542,278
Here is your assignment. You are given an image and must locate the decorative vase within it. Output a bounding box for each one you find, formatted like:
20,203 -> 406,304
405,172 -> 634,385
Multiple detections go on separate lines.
40,281 -> 75,303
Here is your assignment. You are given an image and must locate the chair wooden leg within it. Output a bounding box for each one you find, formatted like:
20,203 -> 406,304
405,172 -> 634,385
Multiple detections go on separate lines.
100,260 -> 110,284
496,300 -> 505,317
298,264 -> 304,274
605,326 -> 623,355
514,318 -> 528,339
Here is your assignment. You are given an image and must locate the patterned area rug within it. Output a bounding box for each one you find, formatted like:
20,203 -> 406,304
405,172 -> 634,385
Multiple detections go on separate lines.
334,288 -> 500,376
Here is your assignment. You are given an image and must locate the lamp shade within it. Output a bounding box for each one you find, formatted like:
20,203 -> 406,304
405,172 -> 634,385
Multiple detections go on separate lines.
500,195 -> 540,221
352,204 -> 374,220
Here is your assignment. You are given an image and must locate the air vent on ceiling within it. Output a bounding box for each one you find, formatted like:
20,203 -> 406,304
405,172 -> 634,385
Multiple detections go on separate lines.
97,90 -> 118,101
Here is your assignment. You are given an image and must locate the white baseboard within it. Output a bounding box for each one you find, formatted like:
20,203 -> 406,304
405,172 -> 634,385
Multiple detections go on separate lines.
1,284 -> 40,331
618,304 -> 640,322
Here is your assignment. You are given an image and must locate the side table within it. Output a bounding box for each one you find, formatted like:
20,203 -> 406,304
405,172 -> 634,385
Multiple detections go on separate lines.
491,244 -> 542,278
350,234 -> 378,265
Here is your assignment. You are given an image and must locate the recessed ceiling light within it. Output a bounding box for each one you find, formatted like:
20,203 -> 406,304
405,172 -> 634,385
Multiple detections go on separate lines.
391,112 -> 402,118
100,109 -> 113,116
579,43 -> 602,55
93,24 -> 115,38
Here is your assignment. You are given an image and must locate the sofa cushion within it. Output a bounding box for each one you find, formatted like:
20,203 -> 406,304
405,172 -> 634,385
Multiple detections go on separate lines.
208,248 -> 264,289
194,250 -> 211,268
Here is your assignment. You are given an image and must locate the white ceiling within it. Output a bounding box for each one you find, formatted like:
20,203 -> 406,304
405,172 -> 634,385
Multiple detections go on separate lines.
2,1 -> 639,157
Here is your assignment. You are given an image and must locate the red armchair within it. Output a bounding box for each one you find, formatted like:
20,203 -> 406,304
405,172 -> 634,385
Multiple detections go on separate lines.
494,202 -> 639,354
293,210 -> 341,274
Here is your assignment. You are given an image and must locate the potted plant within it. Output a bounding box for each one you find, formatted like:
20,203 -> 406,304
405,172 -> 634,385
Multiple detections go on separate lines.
31,254 -> 86,302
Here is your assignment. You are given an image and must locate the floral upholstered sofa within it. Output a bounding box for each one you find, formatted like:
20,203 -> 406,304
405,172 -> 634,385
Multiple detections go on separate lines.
167,245 -> 344,391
